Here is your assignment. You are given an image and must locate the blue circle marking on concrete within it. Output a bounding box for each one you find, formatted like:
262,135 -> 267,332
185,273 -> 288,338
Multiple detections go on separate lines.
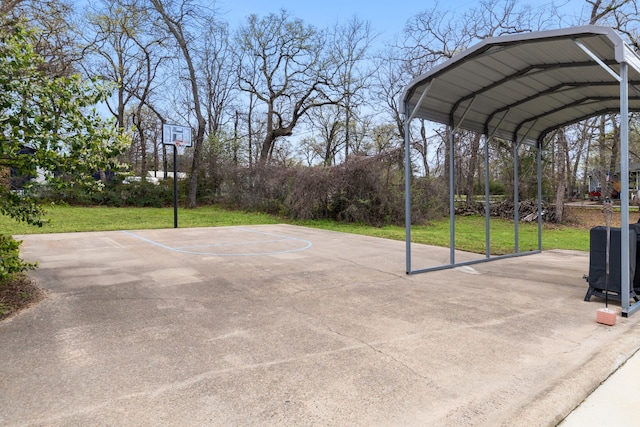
121,227 -> 312,256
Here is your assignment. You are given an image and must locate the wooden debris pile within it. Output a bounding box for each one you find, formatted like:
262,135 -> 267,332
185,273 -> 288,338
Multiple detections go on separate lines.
455,199 -> 557,223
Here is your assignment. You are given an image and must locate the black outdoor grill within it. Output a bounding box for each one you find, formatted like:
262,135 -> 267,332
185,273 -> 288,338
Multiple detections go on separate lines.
585,223 -> 640,302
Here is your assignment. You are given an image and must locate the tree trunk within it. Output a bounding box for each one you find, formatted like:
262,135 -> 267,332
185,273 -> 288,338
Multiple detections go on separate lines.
151,0 -> 207,209
419,119 -> 429,177
609,116 -> 620,192
598,116 -> 608,196
465,133 -> 481,207
260,104 -> 275,163
555,129 -> 567,223
444,127 -> 451,187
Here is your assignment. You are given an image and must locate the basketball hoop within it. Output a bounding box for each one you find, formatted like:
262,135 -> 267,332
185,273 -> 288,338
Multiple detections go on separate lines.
163,123 -> 192,156
162,123 -> 192,229
174,139 -> 186,156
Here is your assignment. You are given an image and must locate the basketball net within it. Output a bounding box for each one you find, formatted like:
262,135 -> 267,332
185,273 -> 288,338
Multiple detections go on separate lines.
174,139 -> 186,156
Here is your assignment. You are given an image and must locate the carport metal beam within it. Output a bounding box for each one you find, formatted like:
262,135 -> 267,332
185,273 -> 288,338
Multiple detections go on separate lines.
620,62 -> 636,317
447,97 -> 479,266
404,83 -> 432,274
403,27 -> 640,317
402,26 -> 640,318
404,123 -> 543,275
405,95 -> 542,276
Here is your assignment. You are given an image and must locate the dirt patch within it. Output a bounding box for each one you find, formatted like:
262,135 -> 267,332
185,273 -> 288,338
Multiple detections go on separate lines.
0,274 -> 46,321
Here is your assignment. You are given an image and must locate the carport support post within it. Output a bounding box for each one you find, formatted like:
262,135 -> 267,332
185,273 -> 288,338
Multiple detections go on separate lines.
537,140 -> 543,250
485,136 -> 491,258
620,62 -> 631,315
513,141 -> 520,253
403,84 -> 432,274
404,111 -> 412,274
449,126 -> 455,264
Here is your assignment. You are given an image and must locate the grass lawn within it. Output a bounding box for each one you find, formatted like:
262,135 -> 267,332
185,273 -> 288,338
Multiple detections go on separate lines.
0,204 -> 591,254
0,205 -> 279,233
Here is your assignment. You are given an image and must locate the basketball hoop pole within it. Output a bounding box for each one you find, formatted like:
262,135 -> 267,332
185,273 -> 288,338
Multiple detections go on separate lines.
173,144 -> 178,228
162,123 -> 191,229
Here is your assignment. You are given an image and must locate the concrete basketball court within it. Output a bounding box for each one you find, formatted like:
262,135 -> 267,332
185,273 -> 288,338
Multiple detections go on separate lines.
2,224 -> 640,426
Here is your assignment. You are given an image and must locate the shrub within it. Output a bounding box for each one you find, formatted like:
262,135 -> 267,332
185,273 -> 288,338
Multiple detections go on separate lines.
410,176 -> 449,224
474,180 -> 506,196
217,150 -> 444,226
0,235 -> 35,284
284,167 -> 332,219
43,179 -> 176,207
109,180 -> 175,207
220,164 -> 291,215
324,155 -> 402,226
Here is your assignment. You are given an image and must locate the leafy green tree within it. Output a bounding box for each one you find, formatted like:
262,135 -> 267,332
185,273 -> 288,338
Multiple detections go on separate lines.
0,18 -> 128,278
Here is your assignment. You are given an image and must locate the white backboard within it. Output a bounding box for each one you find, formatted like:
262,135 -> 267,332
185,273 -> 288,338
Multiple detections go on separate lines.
162,124 -> 193,147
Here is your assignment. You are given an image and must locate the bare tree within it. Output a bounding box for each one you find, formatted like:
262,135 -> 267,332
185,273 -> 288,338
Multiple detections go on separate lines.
24,0 -> 80,77
401,0 -> 545,199
83,0 -> 149,129
308,105 -> 344,166
130,40 -> 167,178
124,104 -> 160,175
236,10 -> 342,164
371,123 -> 399,155
587,0 -> 639,47
0,0 -> 25,16
149,0 -> 208,207
349,113 -> 377,157
579,0 -> 639,204
555,129 -> 568,222
83,0 -> 168,179
199,20 -> 236,136
328,16 -> 375,161
371,45 -> 410,140
464,132 -> 482,207
416,119 -> 431,177
3,0 -> 81,77
296,136 -> 322,167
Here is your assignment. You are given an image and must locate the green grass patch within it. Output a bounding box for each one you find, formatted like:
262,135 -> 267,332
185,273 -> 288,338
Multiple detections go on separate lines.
0,206 -> 590,254
294,216 -> 589,254
0,205 -> 280,234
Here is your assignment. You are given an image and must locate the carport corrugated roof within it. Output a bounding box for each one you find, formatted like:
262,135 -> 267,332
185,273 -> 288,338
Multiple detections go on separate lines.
401,25 -> 640,145
401,25 -> 640,316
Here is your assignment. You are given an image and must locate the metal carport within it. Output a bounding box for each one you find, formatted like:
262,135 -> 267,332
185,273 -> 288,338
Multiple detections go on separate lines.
401,26 -> 640,316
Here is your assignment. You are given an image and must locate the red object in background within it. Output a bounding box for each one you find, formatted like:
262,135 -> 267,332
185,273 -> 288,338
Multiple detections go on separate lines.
589,190 -> 601,201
